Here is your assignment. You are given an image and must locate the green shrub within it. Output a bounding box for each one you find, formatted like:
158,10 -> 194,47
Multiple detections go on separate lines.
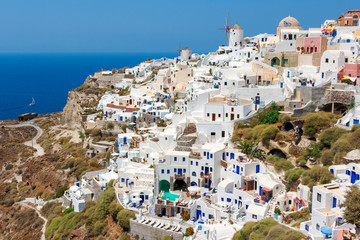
55,186 -> 68,198
63,208 -> 74,215
185,227 -> 194,236
303,112 -> 337,138
260,125 -> 280,144
306,142 -> 322,159
108,200 -> 123,221
106,122 -> 115,130
117,209 -> 136,230
285,168 -> 304,184
319,127 -> 347,148
90,128 -> 102,137
321,150 -> 333,166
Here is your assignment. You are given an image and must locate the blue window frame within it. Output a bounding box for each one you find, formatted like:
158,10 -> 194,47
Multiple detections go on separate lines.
184,169 -> 186,173
203,152 -> 206,156
201,166 -> 204,170
210,167 -> 213,172
145,195 -> 149,200
210,154 -> 213,158
221,197 -> 224,201
191,161 -> 193,165
227,198 -> 231,202
317,193 -> 321,202
121,178 -> 125,182
174,157 -> 177,161
174,168 -> 177,173
183,157 -> 186,162
161,169 -> 164,174
192,171 -> 196,176
167,170 -> 170,174
196,162 -> 198,166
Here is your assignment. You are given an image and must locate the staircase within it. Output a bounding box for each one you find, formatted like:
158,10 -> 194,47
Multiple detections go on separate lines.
266,188 -> 285,218
174,124 -> 197,152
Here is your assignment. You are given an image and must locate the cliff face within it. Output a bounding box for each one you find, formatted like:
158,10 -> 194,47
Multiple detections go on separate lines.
61,90 -> 100,129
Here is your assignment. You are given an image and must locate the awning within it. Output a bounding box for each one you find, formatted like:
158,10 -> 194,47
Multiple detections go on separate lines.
321,226 -> 333,235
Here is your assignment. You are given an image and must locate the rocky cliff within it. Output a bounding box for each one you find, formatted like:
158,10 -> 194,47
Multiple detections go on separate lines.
61,90 -> 100,129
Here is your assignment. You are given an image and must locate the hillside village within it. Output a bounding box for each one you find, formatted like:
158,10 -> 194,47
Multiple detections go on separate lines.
2,10 -> 360,240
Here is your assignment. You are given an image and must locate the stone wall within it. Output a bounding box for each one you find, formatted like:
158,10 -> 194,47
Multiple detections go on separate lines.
130,220 -> 183,240
324,89 -> 354,105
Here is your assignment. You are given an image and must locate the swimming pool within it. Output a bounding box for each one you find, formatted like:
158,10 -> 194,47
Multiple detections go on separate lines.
161,191 -> 180,201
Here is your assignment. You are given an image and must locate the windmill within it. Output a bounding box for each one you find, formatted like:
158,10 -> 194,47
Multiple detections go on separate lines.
218,14 -> 231,44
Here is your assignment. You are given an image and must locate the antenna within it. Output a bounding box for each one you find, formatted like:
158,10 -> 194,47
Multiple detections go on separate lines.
217,14 -> 231,44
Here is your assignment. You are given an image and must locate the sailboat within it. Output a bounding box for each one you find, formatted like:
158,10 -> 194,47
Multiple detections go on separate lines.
29,97 -> 35,106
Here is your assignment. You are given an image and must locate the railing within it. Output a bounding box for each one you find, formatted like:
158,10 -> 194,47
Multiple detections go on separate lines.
200,173 -> 212,179
174,174 -> 185,180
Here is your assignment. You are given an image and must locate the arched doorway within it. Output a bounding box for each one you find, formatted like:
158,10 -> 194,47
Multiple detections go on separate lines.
140,192 -> 145,203
174,180 -> 187,191
268,149 -> 287,159
271,57 -> 280,67
191,181 -> 197,186
159,180 -> 170,193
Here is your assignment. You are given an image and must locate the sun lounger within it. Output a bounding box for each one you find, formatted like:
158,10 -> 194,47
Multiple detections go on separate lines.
140,218 -> 147,223
153,221 -> 160,227
174,225 -> 181,232
158,222 -> 165,228
170,225 -> 176,231
164,223 -> 171,230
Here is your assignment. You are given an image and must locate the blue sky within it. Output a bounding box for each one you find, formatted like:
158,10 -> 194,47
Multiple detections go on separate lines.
0,0 -> 358,53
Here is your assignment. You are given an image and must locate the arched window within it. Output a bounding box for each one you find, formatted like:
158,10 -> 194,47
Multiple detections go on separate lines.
353,15 -> 358,19
192,171 -> 196,177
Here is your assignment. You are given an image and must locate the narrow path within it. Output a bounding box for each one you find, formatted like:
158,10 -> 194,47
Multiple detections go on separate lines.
5,121 -> 45,157
17,202 -> 47,240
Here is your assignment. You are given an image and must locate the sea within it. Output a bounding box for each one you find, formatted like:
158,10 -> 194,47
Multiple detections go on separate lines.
0,53 -> 177,120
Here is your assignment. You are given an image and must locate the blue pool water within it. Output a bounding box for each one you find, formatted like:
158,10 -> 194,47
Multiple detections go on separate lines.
0,52 -> 176,120
161,191 -> 180,201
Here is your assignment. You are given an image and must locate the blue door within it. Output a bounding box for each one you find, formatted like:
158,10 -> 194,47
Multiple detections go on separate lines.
330,169 -> 334,175
230,153 -> 235,160
333,197 -> 337,208
205,167 -> 209,174
351,171 -> 356,184
354,119 -> 359,125
197,210 -> 202,219
256,165 -> 260,173
255,181 -> 257,190
222,152 -> 225,160
178,169 -> 182,175
124,137 -> 127,144
259,186 -> 262,196
207,152 -> 209,159
236,166 -> 240,174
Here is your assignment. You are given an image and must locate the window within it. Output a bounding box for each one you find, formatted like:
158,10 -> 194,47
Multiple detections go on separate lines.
196,162 -> 198,166
231,107 -> 234,112
226,113 -> 228,118
207,113 -> 210,117
237,114 -> 240,118
161,169 -> 164,174
252,214 -> 257,219
210,167 -> 213,172
325,58 -> 329,63
201,166 -> 204,170
222,131 -> 225,137
224,82 -> 227,86
184,169 -> 186,173
227,198 -> 231,202
174,157 -> 177,161
333,60 -> 335,63
191,161 -> 193,165
183,157 -> 186,162
233,82 -> 235,86
317,193 -> 322,202
218,114 -> 221,117
210,154 -> 213,158
121,178 -> 125,182
192,171 -> 196,176
167,170 -> 170,174
221,197 -> 224,201
145,195 -> 149,200
316,224 -> 320,231
174,168 -> 177,173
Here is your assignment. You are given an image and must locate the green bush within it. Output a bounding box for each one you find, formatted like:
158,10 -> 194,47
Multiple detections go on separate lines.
319,127 -> 347,148
106,122 -> 115,130
303,112 -> 337,138
321,150 -> 333,166
260,125 -> 280,144
108,200 -> 123,221
296,156 -> 307,167
285,168 -> 304,184
306,142 -> 322,159
331,138 -> 352,154
55,186 -> 68,198
117,209 -> 136,230
90,128 -> 102,137
63,208 -> 74,215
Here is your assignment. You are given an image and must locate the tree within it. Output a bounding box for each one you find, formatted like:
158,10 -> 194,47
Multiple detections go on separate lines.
117,209 -> 136,230
237,140 -> 254,156
341,186 -> 360,227
321,150 -> 333,166
319,127 -> 347,148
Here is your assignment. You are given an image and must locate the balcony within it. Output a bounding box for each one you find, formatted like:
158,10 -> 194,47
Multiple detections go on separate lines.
174,174 -> 185,180
200,172 -> 212,179
220,160 -> 227,168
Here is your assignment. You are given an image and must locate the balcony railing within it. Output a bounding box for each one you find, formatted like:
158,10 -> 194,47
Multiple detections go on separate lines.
174,174 -> 185,180
200,172 -> 212,179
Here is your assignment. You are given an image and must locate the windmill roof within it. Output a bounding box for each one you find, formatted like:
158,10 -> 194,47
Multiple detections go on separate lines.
232,23 -> 243,30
